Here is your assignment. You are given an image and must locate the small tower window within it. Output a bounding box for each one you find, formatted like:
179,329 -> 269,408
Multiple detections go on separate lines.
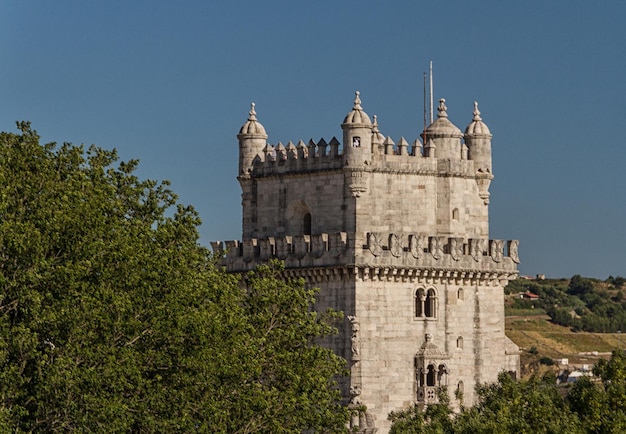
457,288 -> 464,300
352,136 -> 361,147
452,208 -> 460,220
303,213 -> 312,235
456,336 -> 463,349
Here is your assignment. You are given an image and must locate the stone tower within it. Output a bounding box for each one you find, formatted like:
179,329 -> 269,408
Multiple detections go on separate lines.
213,92 -> 520,433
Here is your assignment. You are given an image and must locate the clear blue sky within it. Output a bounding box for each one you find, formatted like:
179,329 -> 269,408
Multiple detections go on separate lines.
2,1 -> 625,279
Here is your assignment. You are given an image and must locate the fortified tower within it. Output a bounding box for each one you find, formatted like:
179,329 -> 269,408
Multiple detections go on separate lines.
213,91 -> 520,433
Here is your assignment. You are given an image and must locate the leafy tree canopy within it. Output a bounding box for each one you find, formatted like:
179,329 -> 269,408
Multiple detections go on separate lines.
0,123 -> 348,433
389,352 -> 626,433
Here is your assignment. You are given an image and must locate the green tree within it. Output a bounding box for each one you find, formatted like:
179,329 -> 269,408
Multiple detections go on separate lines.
568,274 -> 594,296
388,388 -> 453,434
568,350 -> 626,433
388,374 -> 584,434
454,373 -> 583,434
207,260 -> 349,433
0,123 -> 348,432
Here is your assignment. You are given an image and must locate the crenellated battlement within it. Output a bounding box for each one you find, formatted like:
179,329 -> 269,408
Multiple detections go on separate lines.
250,135 -> 483,178
212,232 -> 519,277
254,137 -> 345,174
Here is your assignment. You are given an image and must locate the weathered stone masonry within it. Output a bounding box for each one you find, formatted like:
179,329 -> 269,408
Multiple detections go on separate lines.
212,92 -> 520,434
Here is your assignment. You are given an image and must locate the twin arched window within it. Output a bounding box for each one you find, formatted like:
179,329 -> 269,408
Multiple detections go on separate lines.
417,363 -> 448,388
415,288 -> 437,319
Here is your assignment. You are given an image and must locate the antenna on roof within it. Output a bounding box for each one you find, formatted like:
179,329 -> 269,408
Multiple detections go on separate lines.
423,71 -> 427,146
429,61 -> 434,124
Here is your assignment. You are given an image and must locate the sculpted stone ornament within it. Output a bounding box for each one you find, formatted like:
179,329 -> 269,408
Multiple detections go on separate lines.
242,238 -> 255,263
293,235 -> 308,259
470,238 -> 483,262
367,232 -> 383,257
259,237 -> 274,260
311,233 -> 327,258
348,315 -> 361,362
389,233 -> 402,257
348,385 -> 378,433
430,236 -> 444,260
347,170 -> 367,198
275,237 -> 290,260
328,232 -> 346,257
508,240 -> 520,264
409,234 -> 425,259
450,237 -> 464,261
490,239 -> 503,263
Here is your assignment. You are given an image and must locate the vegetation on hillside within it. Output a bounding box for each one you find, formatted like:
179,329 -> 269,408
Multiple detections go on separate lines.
506,275 -> 626,333
0,123 -> 349,432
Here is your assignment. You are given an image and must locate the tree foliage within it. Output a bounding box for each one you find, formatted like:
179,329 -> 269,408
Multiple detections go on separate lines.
0,123 -> 348,432
568,350 -> 626,433
389,351 -> 626,433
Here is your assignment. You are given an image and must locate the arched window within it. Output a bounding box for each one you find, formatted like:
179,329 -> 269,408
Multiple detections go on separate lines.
416,365 -> 425,387
415,289 -> 425,318
457,288 -> 464,300
285,200 -> 311,235
456,336 -> 463,349
415,288 -> 437,319
437,365 -> 448,386
303,213 -> 311,235
452,208 -> 459,220
425,289 -> 437,318
457,381 -> 464,396
426,364 -> 436,387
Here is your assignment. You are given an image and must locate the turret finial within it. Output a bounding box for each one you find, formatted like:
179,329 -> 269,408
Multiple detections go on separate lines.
437,98 -> 448,118
372,114 -> 378,128
248,102 -> 257,121
473,101 -> 482,121
353,91 -> 362,110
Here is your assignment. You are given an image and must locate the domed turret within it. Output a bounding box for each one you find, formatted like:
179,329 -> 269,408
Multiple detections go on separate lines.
237,103 -> 268,176
343,91 -> 372,126
464,101 -> 493,205
464,101 -> 492,173
422,98 -> 463,159
341,91 -> 373,166
464,101 -> 491,136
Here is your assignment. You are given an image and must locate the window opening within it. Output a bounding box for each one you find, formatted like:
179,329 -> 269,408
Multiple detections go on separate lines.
303,213 -> 312,235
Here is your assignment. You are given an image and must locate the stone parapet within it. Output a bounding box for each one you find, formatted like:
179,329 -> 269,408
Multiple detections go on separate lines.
212,232 -> 519,279
251,137 -> 480,178
254,138 -> 344,176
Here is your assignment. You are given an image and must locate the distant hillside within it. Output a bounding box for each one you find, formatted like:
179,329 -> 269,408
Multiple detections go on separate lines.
505,275 -> 626,332
504,275 -> 626,377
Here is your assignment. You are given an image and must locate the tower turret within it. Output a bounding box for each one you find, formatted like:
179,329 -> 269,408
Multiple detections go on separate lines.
464,101 -> 492,173
341,91 -> 372,167
464,101 -> 493,204
237,103 -> 268,177
423,98 -> 463,159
